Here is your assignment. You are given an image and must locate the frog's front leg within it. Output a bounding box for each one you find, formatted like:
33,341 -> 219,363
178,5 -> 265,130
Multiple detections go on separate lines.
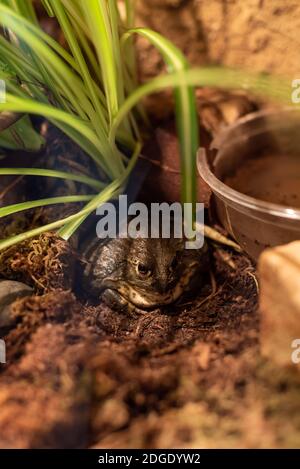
101,288 -> 148,317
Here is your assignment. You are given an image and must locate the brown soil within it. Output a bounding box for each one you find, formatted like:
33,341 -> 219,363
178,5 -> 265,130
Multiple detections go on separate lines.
0,239 -> 255,448
1,1 -> 300,448
1,236 -> 299,448
225,153 -> 300,209
0,125 -> 300,449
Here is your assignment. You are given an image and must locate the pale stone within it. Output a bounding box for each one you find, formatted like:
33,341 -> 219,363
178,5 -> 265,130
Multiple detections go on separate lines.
259,241 -> 300,368
0,280 -> 32,331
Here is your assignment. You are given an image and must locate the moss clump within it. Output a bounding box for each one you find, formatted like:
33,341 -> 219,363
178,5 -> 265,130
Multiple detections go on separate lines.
0,232 -> 75,293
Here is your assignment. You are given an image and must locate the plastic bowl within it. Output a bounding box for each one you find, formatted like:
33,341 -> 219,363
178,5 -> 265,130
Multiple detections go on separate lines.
197,108 -> 300,260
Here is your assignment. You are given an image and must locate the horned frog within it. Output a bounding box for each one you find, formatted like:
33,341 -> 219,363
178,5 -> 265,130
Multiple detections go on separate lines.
82,235 -> 209,314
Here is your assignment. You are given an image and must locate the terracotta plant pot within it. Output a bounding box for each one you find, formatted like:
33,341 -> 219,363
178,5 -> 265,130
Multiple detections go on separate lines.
140,122 -> 212,207
197,108 -> 300,260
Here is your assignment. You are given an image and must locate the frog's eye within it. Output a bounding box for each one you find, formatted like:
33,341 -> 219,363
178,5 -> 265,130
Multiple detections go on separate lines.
136,262 -> 152,278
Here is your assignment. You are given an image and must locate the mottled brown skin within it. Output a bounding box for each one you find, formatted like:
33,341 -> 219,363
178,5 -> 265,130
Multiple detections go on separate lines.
82,236 -> 209,315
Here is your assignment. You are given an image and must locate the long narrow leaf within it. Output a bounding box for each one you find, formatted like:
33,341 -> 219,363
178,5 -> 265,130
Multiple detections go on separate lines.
50,0 -> 108,135
0,94 -> 114,175
111,66 -> 290,141
58,141 -> 141,239
81,0 -> 119,123
0,194 -> 93,218
0,143 -> 140,249
0,167 -> 104,190
122,28 -> 198,220
0,115 -> 45,150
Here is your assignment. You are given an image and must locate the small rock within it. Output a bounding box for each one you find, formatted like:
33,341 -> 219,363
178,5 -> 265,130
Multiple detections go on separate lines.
194,342 -> 211,370
0,280 -> 33,330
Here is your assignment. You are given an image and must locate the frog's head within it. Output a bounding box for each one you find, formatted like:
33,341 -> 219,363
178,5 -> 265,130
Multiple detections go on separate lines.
126,237 -> 183,294
105,237 -> 206,310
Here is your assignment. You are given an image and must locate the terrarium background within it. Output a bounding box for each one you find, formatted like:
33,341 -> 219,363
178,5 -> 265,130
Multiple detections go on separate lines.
136,0 -> 300,83
0,0 -> 299,450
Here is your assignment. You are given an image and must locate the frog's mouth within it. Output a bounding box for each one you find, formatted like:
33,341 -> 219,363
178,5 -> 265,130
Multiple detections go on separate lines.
102,263 -> 199,310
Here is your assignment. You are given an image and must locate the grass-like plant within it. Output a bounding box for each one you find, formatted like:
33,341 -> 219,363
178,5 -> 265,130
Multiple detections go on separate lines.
0,0 -> 290,250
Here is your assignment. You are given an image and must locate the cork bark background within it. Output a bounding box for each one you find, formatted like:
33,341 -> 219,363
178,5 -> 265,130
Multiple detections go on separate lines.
136,0 -> 300,79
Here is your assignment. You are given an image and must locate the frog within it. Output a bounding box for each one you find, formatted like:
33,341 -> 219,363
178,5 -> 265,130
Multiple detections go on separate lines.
81,90 -> 256,314
82,234 -> 209,315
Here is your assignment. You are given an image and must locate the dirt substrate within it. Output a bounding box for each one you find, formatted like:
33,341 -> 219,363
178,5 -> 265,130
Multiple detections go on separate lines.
0,232 -> 299,448
0,117 -> 300,448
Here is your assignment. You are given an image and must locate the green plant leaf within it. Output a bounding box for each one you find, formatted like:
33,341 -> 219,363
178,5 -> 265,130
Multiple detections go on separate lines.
0,114 -> 44,151
58,141 -> 141,240
122,28 -> 199,229
81,0 -> 120,123
0,194 -> 93,218
0,142 -> 140,250
0,167 -> 104,190
111,66 -> 290,139
0,94 -> 113,174
0,0 -> 291,252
